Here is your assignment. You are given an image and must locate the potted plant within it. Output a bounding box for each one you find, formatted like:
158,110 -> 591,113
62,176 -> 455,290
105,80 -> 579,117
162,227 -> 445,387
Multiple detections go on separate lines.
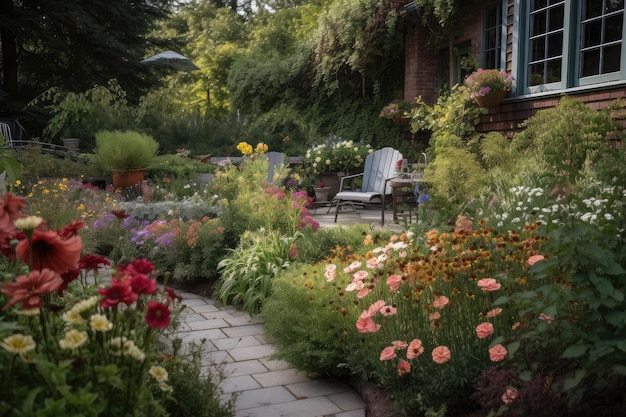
313,179 -> 331,203
94,130 -> 159,189
379,100 -> 413,127
464,68 -> 514,108
302,135 -> 374,199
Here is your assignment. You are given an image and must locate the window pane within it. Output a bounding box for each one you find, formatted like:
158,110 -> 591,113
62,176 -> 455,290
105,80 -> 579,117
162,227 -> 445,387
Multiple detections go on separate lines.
485,7 -> 498,27
607,0 -> 625,13
549,4 -> 565,31
531,37 -> 547,60
584,0 -> 603,19
532,0 -> 548,9
581,49 -> 601,76
603,44 -> 622,72
486,28 -> 497,48
485,50 -> 496,68
547,32 -> 563,57
546,58 -> 562,82
529,62 -> 545,85
532,11 -> 547,35
583,19 -> 603,47
606,13 -> 624,42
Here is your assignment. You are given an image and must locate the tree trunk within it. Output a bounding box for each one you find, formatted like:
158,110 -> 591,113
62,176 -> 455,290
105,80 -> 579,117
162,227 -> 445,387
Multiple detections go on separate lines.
0,0 -> 18,95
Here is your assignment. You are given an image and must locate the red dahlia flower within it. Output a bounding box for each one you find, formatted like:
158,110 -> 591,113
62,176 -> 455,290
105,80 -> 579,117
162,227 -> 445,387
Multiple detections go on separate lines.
98,279 -> 138,308
145,301 -> 171,328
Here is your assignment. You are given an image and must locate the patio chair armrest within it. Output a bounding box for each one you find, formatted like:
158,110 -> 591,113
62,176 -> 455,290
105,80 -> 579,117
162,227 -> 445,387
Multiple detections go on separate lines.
339,173 -> 364,191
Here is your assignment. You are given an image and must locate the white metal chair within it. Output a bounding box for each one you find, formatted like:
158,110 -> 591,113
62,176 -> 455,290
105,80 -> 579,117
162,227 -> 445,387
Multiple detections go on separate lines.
0,123 -> 13,147
332,147 -> 402,226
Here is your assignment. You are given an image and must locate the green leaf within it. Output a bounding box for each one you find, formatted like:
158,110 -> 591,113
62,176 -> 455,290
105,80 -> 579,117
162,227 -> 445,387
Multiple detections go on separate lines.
493,295 -> 509,305
507,341 -> 520,357
519,370 -> 532,382
563,369 -> 586,390
562,344 -> 588,358
519,291 -> 537,299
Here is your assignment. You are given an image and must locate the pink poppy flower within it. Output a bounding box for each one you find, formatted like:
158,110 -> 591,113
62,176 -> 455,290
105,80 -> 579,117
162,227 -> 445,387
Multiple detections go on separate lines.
344,261 -> 361,273
145,300 -> 172,329
2,268 -> 63,310
356,313 -> 381,333
527,254 -> 545,267
380,305 -> 397,316
387,274 -> 403,292
357,288 -> 370,299
475,322 -> 494,339
407,339 -> 424,359
539,313 -> 554,323
429,311 -> 441,321
392,340 -> 408,350
366,257 -> 381,269
345,280 -> 364,292
477,278 -> 501,292
324,264 -> 337,282
489,344 -> 507,362
353,270 -> 368,281
366,300 -> 386,317
511,322 -> 521,330
501,387 -> 518,404
486,308 -> 503,318
379,346 -> 397,361
432,295 -> 449,309
432,346 -> 451,364
397,360 -> 411,376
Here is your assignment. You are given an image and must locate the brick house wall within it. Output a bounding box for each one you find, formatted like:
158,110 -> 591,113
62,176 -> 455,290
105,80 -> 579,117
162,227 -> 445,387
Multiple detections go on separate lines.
403,0 -> 626,139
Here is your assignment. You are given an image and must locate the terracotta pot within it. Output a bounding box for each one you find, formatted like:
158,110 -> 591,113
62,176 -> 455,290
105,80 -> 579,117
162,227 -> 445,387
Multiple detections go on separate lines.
474,90 -> 507,109
112,169 -> 145,189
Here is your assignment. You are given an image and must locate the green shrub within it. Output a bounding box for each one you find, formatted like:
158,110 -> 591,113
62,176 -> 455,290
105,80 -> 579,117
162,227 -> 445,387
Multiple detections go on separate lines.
262,262 -> 354,376
19,147 -> 108,181
511,96 -> 620,184
424,147 -> 487,204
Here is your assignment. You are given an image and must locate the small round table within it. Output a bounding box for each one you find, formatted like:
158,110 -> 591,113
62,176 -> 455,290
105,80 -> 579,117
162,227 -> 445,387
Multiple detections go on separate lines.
390,178 -> 417,223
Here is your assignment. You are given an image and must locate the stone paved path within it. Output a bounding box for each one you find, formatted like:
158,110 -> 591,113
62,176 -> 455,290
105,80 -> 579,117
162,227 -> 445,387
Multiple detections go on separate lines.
176,292 -> 366,417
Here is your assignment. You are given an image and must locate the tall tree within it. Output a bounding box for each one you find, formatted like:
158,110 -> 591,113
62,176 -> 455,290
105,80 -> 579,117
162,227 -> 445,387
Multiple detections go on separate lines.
0,0 -> 172,107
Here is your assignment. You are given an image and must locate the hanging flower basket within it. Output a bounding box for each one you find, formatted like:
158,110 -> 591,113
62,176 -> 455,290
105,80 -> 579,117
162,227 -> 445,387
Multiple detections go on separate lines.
474,89 -> 507,109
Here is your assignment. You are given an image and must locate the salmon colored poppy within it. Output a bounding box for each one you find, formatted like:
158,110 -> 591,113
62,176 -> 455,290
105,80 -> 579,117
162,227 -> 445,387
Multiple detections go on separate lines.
2,268 -> 63,310
397,360 -> 411,376
432,346 -> 451,364
15,230 -> 82,274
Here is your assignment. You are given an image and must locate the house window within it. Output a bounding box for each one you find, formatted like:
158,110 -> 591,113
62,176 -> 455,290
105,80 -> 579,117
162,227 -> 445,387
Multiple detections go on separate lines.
521,0 -> 625,92
580,0 -> 624,77
528,0 -> 565,86
483,4 -> 503,69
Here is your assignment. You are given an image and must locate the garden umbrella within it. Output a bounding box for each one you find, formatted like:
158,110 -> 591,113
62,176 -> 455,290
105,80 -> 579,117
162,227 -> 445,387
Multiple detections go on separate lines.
140,50 -> 200,72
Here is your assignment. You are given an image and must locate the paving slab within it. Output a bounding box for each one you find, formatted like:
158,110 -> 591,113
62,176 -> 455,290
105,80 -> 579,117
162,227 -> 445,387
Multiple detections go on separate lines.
176,286 -> 366,417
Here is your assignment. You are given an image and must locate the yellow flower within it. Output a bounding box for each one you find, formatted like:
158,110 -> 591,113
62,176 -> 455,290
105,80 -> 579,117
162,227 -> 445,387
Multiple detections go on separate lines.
1,334 -> 36,354
59,329 -> 88,350
72,296 -> 100,313
89,314 -> 113,332
149,365 -> 169,382
15,180 -> 21,186
236,141 -> 253,155
62,310 -> 85,325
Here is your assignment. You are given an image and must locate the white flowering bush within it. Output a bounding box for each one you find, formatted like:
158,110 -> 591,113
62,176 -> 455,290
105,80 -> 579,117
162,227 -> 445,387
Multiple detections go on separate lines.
302,135 -> 374,176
